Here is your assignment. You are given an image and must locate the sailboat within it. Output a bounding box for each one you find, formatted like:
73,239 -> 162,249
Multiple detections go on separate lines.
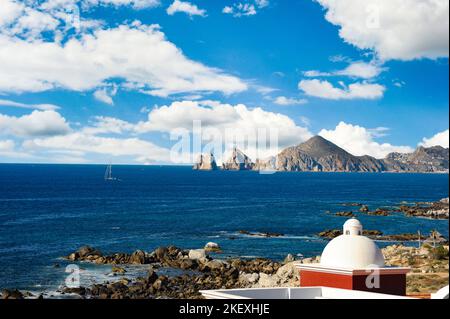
104,163 -> 120,181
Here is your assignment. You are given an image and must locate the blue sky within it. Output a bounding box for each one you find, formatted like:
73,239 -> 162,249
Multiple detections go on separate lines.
0,0 -> 448,164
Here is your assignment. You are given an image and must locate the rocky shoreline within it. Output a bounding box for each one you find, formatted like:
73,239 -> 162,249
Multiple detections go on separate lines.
2,241 -> 448,299
334,198 -> 449,220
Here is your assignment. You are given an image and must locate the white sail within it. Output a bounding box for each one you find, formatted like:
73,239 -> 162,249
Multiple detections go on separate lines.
104,163 -> 118,181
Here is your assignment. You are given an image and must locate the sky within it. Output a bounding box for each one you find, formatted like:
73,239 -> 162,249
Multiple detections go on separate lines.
0,0 -> 449,164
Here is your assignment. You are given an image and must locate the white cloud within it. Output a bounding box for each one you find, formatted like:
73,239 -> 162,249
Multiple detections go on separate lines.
298,79 -> 385,100
303,61 -> 385,79
0,99 -> 60,111
319,122 -> 414,158
0,23 -> 247,96
0,139 -> 15,151
223,1 -> 269,17
0,110 -> 70,137
420,129 -> 449,148
167,0 -> 206,17
0,139 -> 33,159
83,0 -> 161,9
24,132 -> 171,163
274,96 -> 308,106
93,86 -> 117,105
83,116 -> 135,135
135,100 -> 313,160
0,0 -> 24,27
316,0 -> 449,61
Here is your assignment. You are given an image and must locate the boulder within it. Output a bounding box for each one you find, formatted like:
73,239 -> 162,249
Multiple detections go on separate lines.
257,273 -> 278,288
112,266 -> 126,274
283,254 -> 294,263
1,289 -> 24,299
204,260 -> 228,272
359,205 -> 369,213
188,249 -> 206,260
239,272 -> 259,285
154,247 -> 168,261
78,246 -> 101,258
204,242 -> 221,252
130,250 -> 146,264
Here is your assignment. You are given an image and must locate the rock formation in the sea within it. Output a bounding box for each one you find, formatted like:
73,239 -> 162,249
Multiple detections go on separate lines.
222,148 -> 254,170
274,136 -> 385,172
397,198 -> 449,219
383,146 -> 449,173
193,153 -> 218,171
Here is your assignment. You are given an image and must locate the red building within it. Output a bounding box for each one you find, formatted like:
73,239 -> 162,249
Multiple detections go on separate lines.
296,219 -> 410,296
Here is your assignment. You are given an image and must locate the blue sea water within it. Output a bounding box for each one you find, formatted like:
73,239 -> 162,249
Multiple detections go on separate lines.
0,164 -> 448,293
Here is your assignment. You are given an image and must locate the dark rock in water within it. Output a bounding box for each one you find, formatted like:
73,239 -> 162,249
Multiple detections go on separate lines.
335,211 -> 355,217
238,230 -> 284,238
78,246 -> 102,258
318,229 -> 383,239
1,289 -> 24,299
359,205 -> 369,213
364,208 -> 391,216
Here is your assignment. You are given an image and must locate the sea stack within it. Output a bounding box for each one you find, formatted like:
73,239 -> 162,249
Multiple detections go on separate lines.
193,153 -> 218,171
222,148 -> 254,171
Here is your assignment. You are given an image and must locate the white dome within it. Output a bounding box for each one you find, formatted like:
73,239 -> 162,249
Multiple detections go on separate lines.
320,219 -> 385,269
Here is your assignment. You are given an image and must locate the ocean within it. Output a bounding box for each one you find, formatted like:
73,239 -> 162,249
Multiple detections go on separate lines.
0,164 -> 448,293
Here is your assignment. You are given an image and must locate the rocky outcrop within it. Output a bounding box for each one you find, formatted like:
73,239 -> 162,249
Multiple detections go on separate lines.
62,245 -> 281,299
193,153 -> 218,171
222,148 -> 254,170
398,199 -> 449,219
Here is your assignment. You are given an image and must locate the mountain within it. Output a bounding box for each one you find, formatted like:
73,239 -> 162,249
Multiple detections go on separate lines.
273,136 -> 385,172
383,146 -> 449,173
194,136 -> 449,173
222,148 -> 254,171
254,136 -> 448,173
193,153 -> 218,171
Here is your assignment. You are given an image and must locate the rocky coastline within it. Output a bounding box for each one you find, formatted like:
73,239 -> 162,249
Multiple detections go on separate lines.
4,240 -> 448,300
